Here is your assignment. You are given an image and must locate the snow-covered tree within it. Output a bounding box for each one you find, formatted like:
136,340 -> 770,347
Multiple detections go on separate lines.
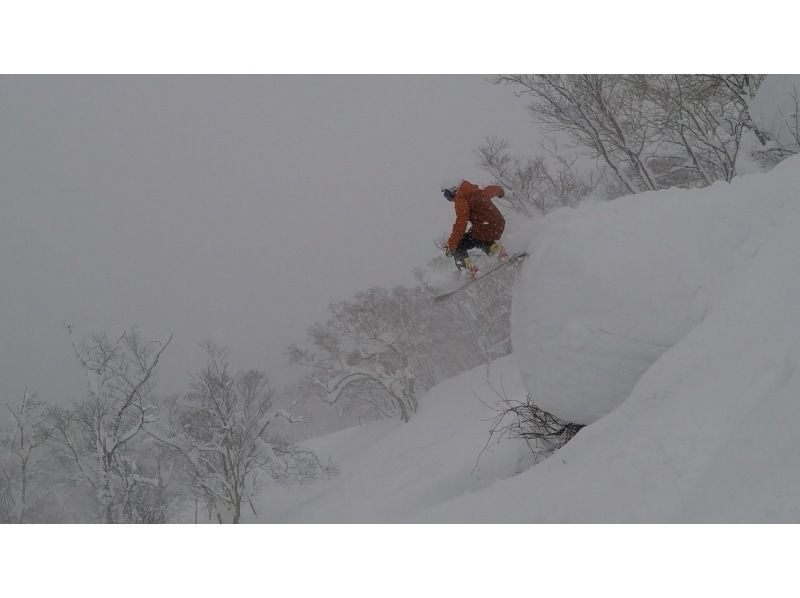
288,287 -> 427,423
49,328 -> 172,523
0,387 -> 53,523
457,271 -> 514,375
151,340 -> 321,523
415,250 -> 518,376
286,264 -> 519,431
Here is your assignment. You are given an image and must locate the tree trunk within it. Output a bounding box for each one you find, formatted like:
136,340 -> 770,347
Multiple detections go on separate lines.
103,461 -> 114,524
18,458 -> 28,524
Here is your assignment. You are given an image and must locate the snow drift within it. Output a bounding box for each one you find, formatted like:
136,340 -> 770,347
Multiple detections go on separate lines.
512,160 -> 799,425
415,156 -> 800,522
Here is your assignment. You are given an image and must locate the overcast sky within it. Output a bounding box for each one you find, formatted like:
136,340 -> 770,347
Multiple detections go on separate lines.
0,75 -> 541,410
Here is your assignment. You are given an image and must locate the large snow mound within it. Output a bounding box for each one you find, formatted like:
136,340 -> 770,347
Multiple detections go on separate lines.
512,157 -> 800,425
412,156 -> 800,522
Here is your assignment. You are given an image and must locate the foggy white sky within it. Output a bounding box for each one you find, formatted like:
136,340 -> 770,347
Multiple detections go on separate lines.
0,75 -> 541,409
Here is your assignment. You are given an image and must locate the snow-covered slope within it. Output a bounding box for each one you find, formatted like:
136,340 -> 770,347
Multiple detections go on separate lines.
251,355 -> 533,523
512,162 -> 797,425
253,79 -> 800,523
415,162 -> 800,521
265,157 -> 800,523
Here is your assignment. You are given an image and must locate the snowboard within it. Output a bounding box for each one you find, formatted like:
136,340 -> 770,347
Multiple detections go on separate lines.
433,252 -> 529,303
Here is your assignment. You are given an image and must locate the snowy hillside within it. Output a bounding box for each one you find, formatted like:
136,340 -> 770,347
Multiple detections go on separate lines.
251,355 -> 532,522
240,75 -> 800,524
252,150 -> 800,523
512,160 -> 799,425
416,158 -> 800,522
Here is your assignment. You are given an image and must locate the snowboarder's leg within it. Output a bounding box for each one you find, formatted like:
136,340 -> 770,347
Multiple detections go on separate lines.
453,233 -> 481,278
452,232 -> 479,269
474,238 -> 494,255
473,237 -> 508,260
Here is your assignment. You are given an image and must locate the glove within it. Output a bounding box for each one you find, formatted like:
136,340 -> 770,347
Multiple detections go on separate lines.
498,187 -> 505,198
445,247 -> 453,257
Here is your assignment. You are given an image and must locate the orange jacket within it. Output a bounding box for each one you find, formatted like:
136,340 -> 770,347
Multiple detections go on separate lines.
447,181 -> 506,252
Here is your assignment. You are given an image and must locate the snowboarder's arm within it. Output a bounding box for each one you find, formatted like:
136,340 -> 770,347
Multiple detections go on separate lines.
481,185 -> 505,199
447,197 -> 469,252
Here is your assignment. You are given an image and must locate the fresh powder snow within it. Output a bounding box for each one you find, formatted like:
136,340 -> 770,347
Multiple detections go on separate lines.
252,152 -> 800,523
246,75 -> 800,521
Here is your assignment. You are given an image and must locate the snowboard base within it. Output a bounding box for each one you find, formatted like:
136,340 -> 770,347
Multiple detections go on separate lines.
433,252 -> 528,302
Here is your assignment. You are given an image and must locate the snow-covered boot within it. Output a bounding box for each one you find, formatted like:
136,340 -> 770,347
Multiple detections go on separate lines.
490,242 -> 509,260
463,257 -> 479,280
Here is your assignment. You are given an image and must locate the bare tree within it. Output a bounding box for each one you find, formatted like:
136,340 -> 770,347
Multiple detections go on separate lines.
49,328 -> 172,523
635,75 -> 767,185
710,74 -> 769,144
495,74 -> 658,194
0,455 -> 13,523
0,387 -> 53,523
419,259 -> 516,377
493,74 -> 767,194
478,390 -> 583,468
776,85 -> 800,153
151,341 -> 321,523
478,138 -> 598,215
414,250 -> 521,383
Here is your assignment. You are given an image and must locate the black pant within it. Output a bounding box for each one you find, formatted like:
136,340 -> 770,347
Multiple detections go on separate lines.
453,231 -> 494,269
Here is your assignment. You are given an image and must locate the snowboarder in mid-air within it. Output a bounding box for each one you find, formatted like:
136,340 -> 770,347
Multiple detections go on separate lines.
442,179 -> 508,278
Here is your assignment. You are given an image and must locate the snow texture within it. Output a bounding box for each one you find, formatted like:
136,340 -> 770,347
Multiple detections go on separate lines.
512,163 -> 797,424
252,356 -> 533,523
750,75 -> 800,152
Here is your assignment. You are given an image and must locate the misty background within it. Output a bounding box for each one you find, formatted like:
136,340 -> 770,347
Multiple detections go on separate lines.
0,75 -> 539,416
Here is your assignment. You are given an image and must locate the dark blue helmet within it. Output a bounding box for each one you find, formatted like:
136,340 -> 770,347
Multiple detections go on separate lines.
441,178 -> 462,201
